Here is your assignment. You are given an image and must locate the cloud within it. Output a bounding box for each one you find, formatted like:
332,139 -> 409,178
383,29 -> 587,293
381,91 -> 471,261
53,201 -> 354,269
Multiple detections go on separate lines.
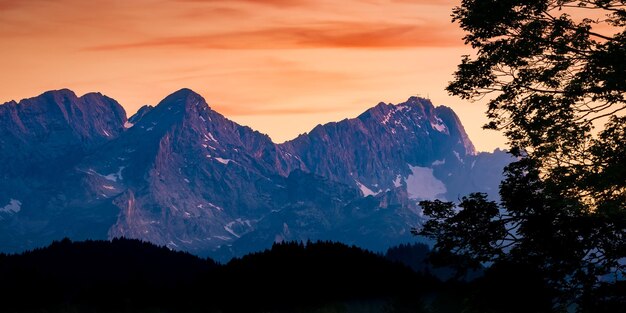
390,0 -> 458,4
0,0 -> 25,11
178,6 -> 251,19
86,21 -> 461,51
172,0 -> 310,7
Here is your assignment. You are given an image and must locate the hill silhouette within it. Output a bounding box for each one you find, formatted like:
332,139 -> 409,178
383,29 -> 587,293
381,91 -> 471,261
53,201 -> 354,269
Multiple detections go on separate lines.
0,238 -> 437,313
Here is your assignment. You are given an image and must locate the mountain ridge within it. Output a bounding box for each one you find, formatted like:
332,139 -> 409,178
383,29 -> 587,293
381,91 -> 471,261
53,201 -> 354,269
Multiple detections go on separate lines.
0,88 -> 512,258
2,89 -> 485,152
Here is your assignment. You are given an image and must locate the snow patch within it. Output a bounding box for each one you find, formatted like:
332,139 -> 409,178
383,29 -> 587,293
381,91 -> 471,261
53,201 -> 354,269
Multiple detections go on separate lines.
205,132 -> 218,143
381,112 -> 392,125
394,119 -> 408,130
213,236 -> 231,241
102,185 -> 115,190
453,151 -> 464,163
200,116 -> 206,122
404,165 -> 446,200
184,178 -> 190,183
215,157 -> 231,165
224,223 -> 241,238
103,166 -> 125,182
207,203 -> 223,211
355,180 -> 379,197
381,105 -> 411,125
146,127 -> 154,131
430,118 -> 448,133
0,199 -> 21,214
432,159 -> 446,166
124,121 -> 134,129
103,130 -> 111,137
237,218 -> 253,227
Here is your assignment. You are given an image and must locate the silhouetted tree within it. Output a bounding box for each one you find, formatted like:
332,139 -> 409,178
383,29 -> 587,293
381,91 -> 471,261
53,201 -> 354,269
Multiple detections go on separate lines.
417,0 -> 625,311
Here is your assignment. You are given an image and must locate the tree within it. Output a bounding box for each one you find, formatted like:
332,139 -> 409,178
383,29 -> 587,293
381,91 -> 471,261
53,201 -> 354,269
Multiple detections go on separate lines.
417,0 -> 625,310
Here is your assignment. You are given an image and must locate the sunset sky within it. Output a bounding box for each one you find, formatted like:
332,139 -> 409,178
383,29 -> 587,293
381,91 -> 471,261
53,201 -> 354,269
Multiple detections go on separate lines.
0,0 -> 506,151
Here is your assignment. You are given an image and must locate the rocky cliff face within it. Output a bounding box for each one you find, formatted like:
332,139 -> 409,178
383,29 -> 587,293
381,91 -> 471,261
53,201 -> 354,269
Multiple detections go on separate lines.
80,89 -> 297,254
0,89 -> 126,176
0,90 -> 127,250
280,96 -> 499,201
0,89 -> 512,259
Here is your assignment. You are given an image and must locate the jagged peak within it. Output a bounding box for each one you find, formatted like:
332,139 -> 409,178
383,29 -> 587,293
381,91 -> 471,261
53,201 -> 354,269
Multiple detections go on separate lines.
357,96 -> 435,125
10,89 -> 80,107
169,88 -> 199,98
158,88 -> 208,109
0,89 -> 127,125
393,97 -> 435,114
1,89 -> 122,109
405,96 -> 433,105
80,91 -> 105,98
41,88 -> 78,99
128,105 -> 154,125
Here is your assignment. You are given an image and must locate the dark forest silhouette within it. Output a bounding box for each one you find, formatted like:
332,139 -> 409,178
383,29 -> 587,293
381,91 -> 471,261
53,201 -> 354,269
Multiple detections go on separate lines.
0,238 -> 435,313
0,237 -> 589,313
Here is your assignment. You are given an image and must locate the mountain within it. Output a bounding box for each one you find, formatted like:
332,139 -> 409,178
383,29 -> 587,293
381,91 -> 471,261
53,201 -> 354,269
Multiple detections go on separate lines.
78,88 -> 307,255
0,89 -> 126,176
280,96 -> 507,201
0,89 -> 512,258
0,90 -> 127,251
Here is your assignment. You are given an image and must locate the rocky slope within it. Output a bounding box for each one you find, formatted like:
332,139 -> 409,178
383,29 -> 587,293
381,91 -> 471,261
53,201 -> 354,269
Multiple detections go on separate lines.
0,89 -> 512,258
281,97 -> 507,201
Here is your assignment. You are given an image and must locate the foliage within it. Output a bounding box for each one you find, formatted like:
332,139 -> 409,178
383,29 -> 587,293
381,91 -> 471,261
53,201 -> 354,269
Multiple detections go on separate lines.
418,0 -> 626,310
448,0 -> 626,162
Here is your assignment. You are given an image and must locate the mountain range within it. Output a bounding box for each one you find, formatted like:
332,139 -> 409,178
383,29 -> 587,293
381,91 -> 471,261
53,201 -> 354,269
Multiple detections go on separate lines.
0,89 -> 511,260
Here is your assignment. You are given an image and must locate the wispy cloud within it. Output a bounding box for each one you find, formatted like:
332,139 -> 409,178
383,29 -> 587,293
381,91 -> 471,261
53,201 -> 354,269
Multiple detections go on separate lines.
390,0 -> 458,4
173,0 -> 310,6
0,0 -> 28,11
86,21 -> 461,51
178,6 -> 251,19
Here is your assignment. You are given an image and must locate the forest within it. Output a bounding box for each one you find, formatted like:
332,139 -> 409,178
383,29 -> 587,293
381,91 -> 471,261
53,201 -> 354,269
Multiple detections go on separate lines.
3,237 -> 616,313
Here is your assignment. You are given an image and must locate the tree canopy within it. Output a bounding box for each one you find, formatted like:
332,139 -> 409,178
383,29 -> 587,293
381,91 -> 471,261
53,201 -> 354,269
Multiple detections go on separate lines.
417,1 -> 626,311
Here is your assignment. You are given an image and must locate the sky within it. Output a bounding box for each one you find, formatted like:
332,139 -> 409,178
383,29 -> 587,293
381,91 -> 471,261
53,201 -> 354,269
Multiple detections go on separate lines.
0,0 -> 506,151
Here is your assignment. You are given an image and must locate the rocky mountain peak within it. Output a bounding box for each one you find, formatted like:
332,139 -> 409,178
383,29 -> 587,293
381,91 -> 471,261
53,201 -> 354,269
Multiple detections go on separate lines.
0,89 -> 511,259
127,104 -> 154,126
156,88 -> 209,113
0,89 -> 126,176
359,97 -> 436,124
398,96 -> 435,109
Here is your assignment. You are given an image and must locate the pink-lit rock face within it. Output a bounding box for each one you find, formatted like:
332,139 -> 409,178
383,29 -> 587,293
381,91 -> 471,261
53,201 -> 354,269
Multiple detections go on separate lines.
0,89 -> 511,260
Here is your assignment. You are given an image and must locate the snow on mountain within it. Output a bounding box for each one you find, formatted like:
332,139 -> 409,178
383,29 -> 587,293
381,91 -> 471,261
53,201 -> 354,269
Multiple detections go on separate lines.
0,89 -> 512,259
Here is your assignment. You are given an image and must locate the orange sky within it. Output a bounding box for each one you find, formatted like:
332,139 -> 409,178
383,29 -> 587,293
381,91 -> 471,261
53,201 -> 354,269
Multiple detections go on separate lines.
0,0 -> 506,151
